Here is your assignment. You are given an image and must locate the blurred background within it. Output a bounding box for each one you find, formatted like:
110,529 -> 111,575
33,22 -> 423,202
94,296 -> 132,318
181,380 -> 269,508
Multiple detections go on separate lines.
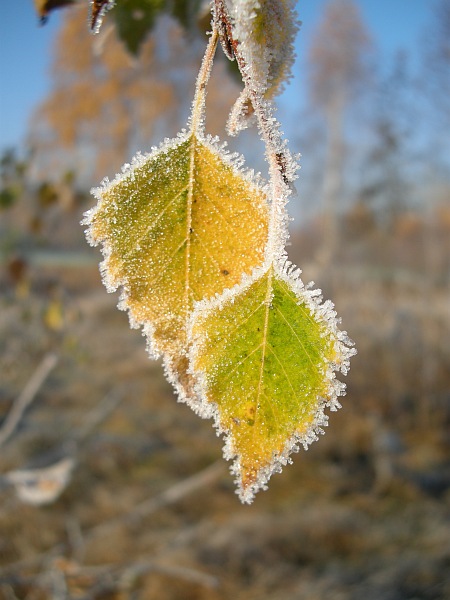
0,1 -> 449,599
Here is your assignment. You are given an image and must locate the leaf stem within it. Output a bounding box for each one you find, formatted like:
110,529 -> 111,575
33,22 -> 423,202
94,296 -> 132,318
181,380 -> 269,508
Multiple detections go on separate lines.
184,26 -> 220,336
190,26 -> 219,136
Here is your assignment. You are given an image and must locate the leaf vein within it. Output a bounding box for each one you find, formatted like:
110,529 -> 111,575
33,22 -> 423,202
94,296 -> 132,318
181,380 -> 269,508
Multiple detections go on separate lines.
221,343 -> 263,383
122,183 -> 189,260
274,306 -> 320,373
266,344 -> 297,398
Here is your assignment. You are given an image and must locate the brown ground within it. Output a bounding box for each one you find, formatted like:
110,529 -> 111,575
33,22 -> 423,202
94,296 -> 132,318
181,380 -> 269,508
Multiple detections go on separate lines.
0,228 -> 449,599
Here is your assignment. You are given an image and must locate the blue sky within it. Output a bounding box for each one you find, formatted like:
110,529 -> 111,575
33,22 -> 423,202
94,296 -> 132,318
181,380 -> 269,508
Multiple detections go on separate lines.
0,1 -> 435,155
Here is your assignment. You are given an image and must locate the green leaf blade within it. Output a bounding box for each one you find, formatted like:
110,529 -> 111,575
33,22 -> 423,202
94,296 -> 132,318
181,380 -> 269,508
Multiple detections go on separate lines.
189,262 -> 355,502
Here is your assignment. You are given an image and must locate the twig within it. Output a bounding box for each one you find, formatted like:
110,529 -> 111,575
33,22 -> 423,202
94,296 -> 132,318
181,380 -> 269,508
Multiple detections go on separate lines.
77,558 -> 218,599
119,559 -> 219,590
0,389 -> 123,506
0,584 -> 21,600
0,460 -> 225,578
65,517 -> 85,564
0,544 -> 66,576
0,354 -> 58,449
87,460 -> 225,540
74,388 -> 123,444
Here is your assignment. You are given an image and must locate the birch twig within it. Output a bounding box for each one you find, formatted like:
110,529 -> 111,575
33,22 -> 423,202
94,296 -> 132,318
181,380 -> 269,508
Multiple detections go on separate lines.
0,353 -> 58,449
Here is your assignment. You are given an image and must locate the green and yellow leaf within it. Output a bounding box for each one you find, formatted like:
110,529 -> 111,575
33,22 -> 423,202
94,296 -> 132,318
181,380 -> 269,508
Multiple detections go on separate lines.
189,259 -> 355,502
84,132 -> 269,397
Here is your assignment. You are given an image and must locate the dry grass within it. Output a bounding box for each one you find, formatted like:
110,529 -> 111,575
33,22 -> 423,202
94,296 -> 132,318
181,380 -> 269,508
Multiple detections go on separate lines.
0,230 -> 449,599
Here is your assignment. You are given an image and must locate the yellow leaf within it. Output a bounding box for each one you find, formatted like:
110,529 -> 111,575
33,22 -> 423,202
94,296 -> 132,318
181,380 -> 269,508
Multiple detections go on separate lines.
84,133 -> 269,396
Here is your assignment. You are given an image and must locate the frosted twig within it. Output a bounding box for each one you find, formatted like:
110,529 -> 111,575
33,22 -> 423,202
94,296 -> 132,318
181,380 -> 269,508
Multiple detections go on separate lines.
0,353 -> 58,449
189,26 -> 219,135
214,0 -> 298,259
87,460 -> 224,539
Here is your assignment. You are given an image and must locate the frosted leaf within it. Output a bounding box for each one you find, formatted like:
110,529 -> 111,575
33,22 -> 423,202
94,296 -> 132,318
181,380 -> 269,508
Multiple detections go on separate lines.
189,258 -> 356,502
84,133 -> 269,399
223,0 -> 299,133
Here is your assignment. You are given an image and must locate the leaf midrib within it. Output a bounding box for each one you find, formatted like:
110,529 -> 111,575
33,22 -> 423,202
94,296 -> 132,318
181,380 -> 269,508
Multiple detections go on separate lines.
254,268 -> 273,425
184,134 -> 196,328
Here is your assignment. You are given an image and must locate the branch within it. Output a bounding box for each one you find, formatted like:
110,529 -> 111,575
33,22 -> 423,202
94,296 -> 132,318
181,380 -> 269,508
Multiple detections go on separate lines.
73,388 -> 123,444
87,459 -> 224,540
0,353 -> 58,449
0,461 -> 224,578
213,0 -> 297,258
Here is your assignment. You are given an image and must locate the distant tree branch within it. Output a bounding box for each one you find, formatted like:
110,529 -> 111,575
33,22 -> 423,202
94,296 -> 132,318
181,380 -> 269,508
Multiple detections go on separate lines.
0,353 -> 58,449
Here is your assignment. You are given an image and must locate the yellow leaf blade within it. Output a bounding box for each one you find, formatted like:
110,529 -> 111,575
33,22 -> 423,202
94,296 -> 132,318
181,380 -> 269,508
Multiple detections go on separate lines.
84,133 -> 269,396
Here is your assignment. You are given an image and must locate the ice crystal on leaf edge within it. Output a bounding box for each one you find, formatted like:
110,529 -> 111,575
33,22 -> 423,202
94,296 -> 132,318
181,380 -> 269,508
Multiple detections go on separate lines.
187,254 -> 356,503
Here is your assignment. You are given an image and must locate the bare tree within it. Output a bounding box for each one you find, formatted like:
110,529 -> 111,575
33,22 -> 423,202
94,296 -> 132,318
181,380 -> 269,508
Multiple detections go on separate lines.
424,0 -> 450,124
308,0 -> 373,280
421,0 -> 450,178
360,51 -> 416,227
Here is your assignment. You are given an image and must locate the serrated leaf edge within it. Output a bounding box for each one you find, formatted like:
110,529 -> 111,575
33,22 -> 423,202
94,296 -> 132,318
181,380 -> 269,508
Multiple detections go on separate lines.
187,254 -> 356,502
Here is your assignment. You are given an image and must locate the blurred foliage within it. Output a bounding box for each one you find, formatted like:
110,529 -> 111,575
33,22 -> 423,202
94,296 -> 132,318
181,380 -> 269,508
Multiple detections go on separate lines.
113,0 -> 168,55
0,149 -> 26,210
37,181 -> 59,208
0,187 -> 18,209
113,0 -> 204,54
29,4 -> 241,186
35,0 -> 208,55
